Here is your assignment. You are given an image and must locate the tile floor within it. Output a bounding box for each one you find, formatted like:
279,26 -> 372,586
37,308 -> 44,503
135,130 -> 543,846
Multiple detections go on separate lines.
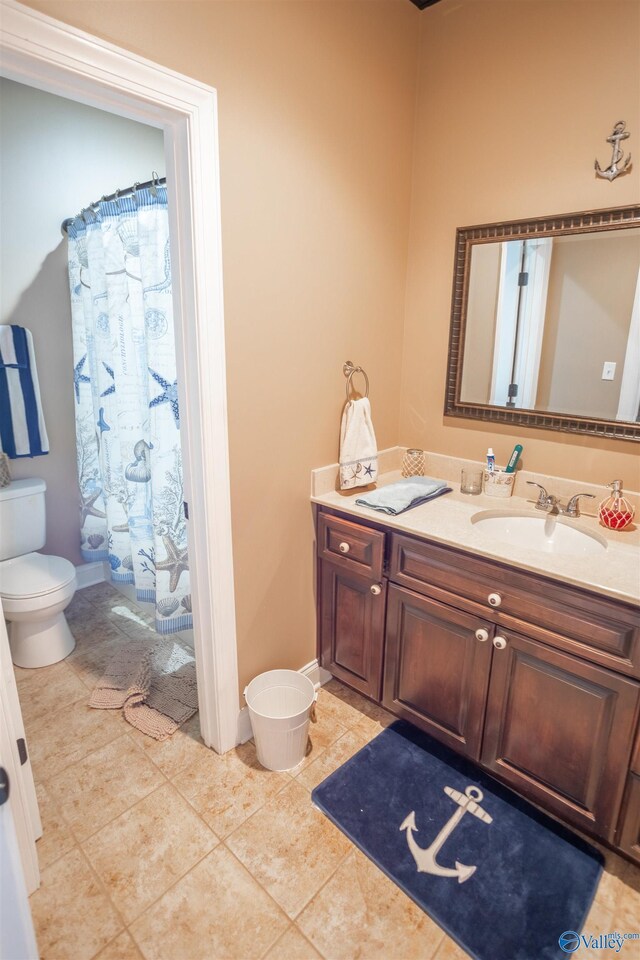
14,583 -> 640,960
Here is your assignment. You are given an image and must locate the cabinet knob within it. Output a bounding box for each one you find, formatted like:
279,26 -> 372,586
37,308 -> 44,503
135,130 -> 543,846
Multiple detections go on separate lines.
475,628 -> 489,642
493,636 -> 507,650
487,592 -> 502,608
370,583 -> 382,596
338,541 -> 350,554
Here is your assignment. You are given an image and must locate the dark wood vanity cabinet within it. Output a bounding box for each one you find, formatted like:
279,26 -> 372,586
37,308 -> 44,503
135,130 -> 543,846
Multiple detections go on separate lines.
317,512 -> 386,700
316,506 -> 640,857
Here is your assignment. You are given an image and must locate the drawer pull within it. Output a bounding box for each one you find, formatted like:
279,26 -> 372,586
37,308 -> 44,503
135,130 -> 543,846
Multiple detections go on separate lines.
370,583 -> 382,596
338,541 -> 351,554
475,628 -> 489,642
493,636 -> 507,650
488,592 -> 502,608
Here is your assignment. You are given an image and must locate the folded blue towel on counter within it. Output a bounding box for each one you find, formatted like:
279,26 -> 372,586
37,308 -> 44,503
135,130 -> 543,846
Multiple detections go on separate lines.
355,476 -> 451,515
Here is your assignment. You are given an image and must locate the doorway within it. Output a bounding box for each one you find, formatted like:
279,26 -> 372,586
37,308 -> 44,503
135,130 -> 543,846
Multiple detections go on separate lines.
0,0 -> 239,755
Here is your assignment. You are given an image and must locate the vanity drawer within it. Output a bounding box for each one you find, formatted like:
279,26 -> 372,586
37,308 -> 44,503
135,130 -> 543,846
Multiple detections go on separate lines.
390,533 -> 640,677
318,513 -> 385,580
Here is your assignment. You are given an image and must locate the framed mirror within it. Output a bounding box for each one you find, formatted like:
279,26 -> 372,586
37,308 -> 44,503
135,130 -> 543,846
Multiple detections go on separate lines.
444,204 -> 640,441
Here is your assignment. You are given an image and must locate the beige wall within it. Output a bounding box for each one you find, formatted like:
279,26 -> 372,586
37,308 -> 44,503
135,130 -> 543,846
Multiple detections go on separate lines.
18,1 -> 419,690
537,232 -> 639,418
402,0 -> 640,484
0,78 -> 165,565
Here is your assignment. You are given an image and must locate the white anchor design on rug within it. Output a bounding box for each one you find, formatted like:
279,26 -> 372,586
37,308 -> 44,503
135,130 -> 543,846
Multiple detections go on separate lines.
400,785 -> 493,884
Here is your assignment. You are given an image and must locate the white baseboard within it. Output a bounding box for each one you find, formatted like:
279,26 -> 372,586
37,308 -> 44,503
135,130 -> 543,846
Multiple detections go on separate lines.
75,561 -> 108,589
236,659 -> 332,746
299,658 -> 333,689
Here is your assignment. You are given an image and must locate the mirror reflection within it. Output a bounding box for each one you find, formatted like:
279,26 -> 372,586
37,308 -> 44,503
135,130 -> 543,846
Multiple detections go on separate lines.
460,228 -> 640,423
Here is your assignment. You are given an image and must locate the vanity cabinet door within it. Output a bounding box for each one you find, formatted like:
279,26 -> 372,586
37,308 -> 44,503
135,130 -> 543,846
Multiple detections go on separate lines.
319,561 -> 386,701
481,631 -> 640,841
617,774 -> 640,864
382,585 -> 493,761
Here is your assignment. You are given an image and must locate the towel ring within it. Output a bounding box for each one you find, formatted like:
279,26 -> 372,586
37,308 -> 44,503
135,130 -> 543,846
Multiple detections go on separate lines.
343,360 -> 369,404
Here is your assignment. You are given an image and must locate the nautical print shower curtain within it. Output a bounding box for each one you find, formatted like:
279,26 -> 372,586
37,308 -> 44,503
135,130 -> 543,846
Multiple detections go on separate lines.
66,185 -> 191,635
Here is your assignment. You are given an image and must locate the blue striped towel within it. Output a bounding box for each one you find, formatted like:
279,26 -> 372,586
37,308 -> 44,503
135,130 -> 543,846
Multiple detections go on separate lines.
0,325 -> 49,458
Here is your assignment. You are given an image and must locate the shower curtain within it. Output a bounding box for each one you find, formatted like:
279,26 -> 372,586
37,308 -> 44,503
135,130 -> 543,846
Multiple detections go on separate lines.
66,185 -> 191,635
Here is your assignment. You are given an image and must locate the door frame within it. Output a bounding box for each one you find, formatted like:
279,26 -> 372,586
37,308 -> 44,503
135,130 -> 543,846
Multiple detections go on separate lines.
490,238 -> 552,410
0,605 -> 41,895
0,0 -> 240,753
616,267 -> 640,422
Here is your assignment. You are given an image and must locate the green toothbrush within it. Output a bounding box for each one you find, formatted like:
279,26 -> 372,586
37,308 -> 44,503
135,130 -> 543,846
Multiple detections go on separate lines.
505,444 -> 523,473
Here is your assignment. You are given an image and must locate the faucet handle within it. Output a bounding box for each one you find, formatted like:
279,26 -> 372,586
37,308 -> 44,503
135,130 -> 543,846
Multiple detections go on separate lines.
526,481 -> 550,504
564,493 -> 596,518
526,481 -> 558,511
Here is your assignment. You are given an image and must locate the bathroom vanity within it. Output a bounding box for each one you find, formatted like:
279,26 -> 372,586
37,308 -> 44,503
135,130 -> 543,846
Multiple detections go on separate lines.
313,489 -> 640,863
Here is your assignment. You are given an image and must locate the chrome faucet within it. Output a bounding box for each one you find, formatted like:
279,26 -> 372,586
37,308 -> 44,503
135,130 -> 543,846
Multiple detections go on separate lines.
527,481 -> 595,518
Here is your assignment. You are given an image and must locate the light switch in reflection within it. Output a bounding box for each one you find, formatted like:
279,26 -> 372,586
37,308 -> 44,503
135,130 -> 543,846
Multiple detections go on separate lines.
601,361 -> 616,381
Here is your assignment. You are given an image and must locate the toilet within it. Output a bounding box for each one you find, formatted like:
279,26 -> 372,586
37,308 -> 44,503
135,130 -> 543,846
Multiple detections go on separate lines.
0,478 -> 77,668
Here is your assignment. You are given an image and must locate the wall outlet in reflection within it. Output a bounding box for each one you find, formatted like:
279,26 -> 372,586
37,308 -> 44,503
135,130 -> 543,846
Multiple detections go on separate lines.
601,361 -> 616,381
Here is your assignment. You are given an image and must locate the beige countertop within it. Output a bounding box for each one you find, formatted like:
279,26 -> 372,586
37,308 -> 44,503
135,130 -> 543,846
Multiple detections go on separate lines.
312,471 -> 640,606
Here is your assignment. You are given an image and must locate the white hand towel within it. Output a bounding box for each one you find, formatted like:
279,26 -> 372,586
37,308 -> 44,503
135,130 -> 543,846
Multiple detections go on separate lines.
339,397 -> 378,490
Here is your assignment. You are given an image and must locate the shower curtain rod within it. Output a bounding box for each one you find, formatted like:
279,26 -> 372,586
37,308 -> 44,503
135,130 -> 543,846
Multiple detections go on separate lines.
61,173 -> 167,235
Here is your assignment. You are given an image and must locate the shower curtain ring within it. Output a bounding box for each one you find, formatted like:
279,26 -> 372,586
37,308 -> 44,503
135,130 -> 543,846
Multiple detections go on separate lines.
150,171 -> 159,197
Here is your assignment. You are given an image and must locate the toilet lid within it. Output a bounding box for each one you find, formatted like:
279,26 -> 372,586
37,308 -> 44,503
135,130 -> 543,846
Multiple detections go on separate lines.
0,553 -> 76,599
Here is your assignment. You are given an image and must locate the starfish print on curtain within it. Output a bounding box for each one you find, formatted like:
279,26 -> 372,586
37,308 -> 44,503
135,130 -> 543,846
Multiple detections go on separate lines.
73,354 -> 91,402
156,534 -> 189,593
148,368 -> 180,428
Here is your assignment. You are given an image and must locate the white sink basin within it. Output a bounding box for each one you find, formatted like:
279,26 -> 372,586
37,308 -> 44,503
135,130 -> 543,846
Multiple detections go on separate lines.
471,510 -> 607,556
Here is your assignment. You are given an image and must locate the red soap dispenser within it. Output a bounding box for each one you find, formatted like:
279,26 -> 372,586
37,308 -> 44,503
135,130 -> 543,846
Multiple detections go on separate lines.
598,480 -> 635,530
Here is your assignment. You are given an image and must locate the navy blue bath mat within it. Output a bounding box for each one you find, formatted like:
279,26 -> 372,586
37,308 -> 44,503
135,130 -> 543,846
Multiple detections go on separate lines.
312,721 -> 603,960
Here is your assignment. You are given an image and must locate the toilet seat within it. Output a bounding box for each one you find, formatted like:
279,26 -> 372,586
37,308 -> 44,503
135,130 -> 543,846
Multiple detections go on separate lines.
0,552 -> 76,600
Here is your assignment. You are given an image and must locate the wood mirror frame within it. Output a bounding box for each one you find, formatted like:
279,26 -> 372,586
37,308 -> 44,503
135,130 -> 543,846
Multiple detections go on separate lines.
444,204 -> 640,442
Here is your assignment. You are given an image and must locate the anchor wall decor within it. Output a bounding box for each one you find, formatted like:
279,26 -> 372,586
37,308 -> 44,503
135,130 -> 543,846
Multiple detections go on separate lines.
595,121 -> 632,181
400,785 -> 493,884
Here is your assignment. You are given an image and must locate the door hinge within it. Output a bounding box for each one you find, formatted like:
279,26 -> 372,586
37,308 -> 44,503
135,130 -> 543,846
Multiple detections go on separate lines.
0,767 -> 9,806
183,501 -> 189,520
17,738 -> 28,766
518,271 -> 529,286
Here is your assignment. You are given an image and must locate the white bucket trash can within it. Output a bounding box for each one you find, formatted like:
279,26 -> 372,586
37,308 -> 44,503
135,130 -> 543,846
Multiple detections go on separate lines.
244,669 -> 318,771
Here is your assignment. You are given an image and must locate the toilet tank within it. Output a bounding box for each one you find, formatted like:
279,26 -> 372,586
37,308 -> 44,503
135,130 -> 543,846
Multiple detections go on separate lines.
0,478 -> 47,561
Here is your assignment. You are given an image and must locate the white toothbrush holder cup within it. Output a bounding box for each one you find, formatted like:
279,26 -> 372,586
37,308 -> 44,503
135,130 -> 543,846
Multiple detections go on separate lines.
483,468 -> 515,499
